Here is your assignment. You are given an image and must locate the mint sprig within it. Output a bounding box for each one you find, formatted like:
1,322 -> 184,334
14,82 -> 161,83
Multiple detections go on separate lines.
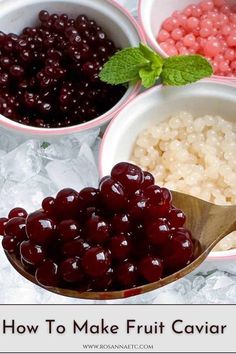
99,43 -> 213,88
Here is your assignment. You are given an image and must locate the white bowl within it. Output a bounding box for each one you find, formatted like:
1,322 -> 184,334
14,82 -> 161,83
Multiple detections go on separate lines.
0,0 -> 145,137
99,79 -> 236,261
138,0 -> 236,82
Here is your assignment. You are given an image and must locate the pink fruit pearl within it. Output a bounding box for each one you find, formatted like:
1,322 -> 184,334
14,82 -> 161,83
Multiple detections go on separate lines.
214,54 -> 224,62
221,25 -> 231,36
231,60 -> 236,69
187,17 -> 200,29
204,38 -> 221,57
183,34 -> 196,47
220,5 -> 230,14
201,19 -> 213,28
200,1 -> 214,12
178,14 -> 188,25
227,34 -> 236,47
184,6 -> 193,17
179,47 -> 189,55
219,61 -> 230,72
199,27 -> 212,37
158,29 -> 170,42
166,46 -> 178,56
171,28 -> 184,40
212,61 -> 219,72
214,0 -> 225,7
225,48 -> 235,60
230,14 -> 236,24
192,6 -> 203,18
218,13 -> 228,26
162,17 -> 178,32
175,41 -> 184,49
162,18 -> 174,32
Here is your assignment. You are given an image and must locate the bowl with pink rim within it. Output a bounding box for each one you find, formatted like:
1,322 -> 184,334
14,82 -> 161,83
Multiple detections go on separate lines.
138,0 -> 236,82
99,79 -> 236,263
0,0 -> 145,137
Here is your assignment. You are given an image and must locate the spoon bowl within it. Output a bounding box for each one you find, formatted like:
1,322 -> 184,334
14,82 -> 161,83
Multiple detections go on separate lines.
5,191 -> 236,300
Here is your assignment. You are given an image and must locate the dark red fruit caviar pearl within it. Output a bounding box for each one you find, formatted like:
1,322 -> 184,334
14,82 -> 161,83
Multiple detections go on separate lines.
109,234 -> 131,261
60,257 -> 83,283
99,177 -> 127,212
86,214 -> 110,245
172,227 -> 192,239
164,234 -> 194,272
36,260 -> 60,287
26,211 -> 57,245
161,188 -> 172,204
55,188 -> 80,218
143,185 -> 162,203
142,171 -> 155,189
146,219 -> 170,247
58,219 -> 81,242
111,213 -> 132,234
128,196 -> 149,220
4,217 -> 26,242
82,247 -> 111,278
139,256 -> 163,283
0,217 -> 8,235
61,238 -> 90,258
91,267 -> 114,291
20,240 -> 46,266
42,197 -> 55,215
8,207 -> 28,219
116,261 -> 139,288
111,162 -> 144,194
168,208 -> 186,228
78,187 -> 100,208
2,235 -> 19,253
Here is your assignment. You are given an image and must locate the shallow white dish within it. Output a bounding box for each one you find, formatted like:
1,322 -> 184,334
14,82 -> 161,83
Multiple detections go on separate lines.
99,79 -> 236,261
0,0 -> 145,137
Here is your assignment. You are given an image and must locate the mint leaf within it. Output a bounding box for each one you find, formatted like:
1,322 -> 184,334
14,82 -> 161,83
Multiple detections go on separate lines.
139,67 -> 160,88
161,55 -> 213,86
41,142 -> 50,149
99,48 -> 149,85
139,43 -> 163,69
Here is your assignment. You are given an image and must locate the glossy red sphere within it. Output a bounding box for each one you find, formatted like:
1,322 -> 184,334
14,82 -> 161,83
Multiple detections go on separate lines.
55,188 -> 80,218
60,257 -> 83,283
111,162 -> 144,194
146,219 -> 171,247
116,261 -> 138,288
99,177 -> 127,212
8,207 -> 28,219
58,219 -> 81,242
20,240 -> 46,266
35,260 -> 60,287
86,214 -> 110,245
109,234 -> 132,261
4,217 -> 26,242
82,247 -> 111,277
26,211 -> 57,245
139,256 -> 163,283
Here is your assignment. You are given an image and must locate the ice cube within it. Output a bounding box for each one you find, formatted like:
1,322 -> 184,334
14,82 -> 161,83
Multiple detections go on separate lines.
45,143 -> 99,190
0,175 -> 57,215
39,129 -> 100,161
0,140 -> 42,182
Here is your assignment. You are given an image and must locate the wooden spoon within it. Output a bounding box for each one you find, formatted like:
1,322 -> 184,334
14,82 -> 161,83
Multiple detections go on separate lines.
5,191 -> 236,300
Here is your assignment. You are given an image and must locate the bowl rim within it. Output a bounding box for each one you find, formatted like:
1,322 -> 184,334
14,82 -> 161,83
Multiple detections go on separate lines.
137,0 -> 236,83
99,78 -> 236,261
0,0 -> 146,136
